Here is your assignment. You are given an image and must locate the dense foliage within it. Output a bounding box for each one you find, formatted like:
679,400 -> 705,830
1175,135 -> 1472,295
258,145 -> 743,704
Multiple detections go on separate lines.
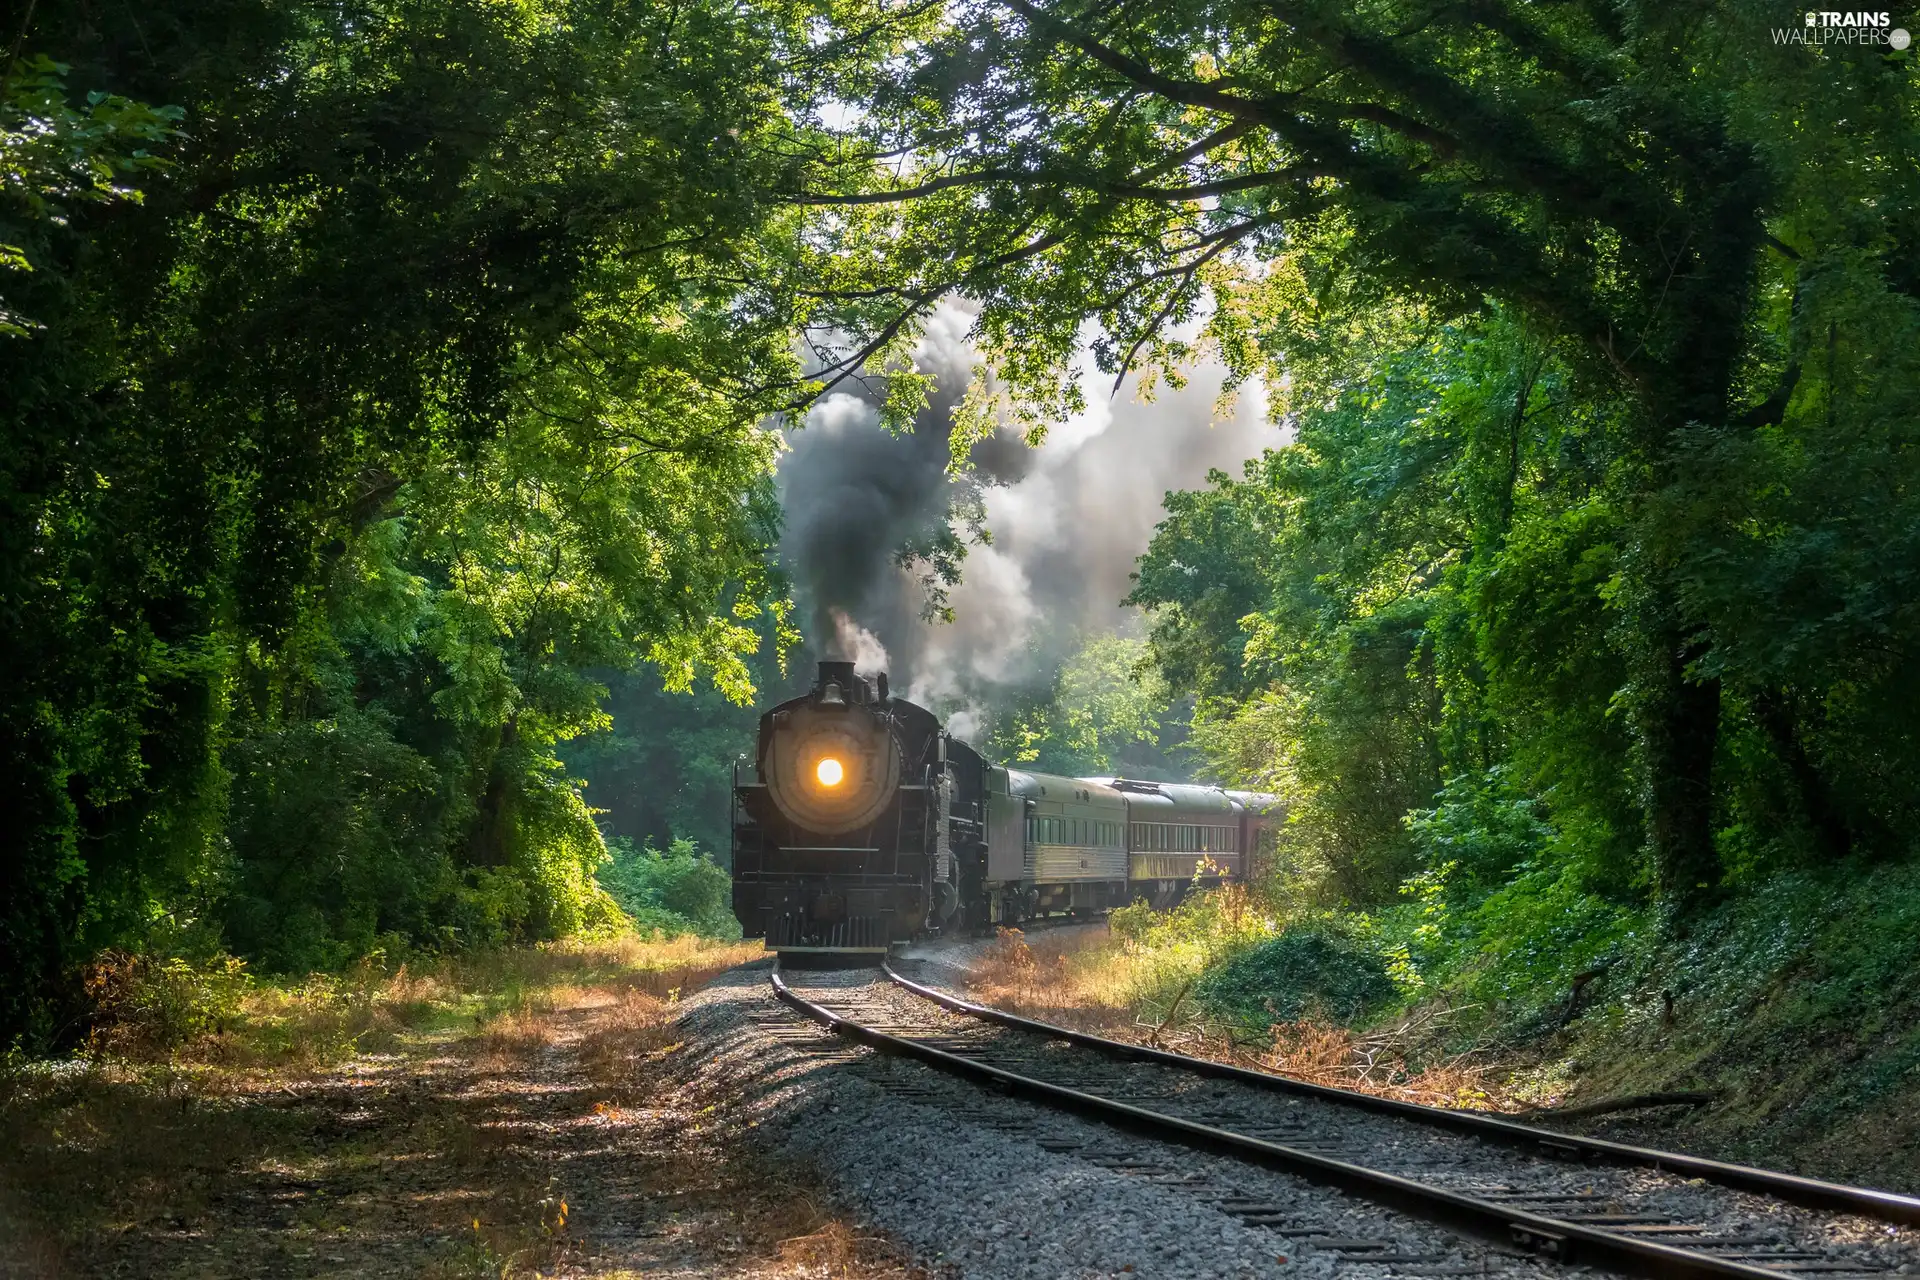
599,838 -> 743,940
776,0 -> 1919,952
978,632 -> 1189,780
0,0 -> 829,1042
1131,262 -> 1920,922
6,0 -> 1916,1054
1193,928 -> 1396,1029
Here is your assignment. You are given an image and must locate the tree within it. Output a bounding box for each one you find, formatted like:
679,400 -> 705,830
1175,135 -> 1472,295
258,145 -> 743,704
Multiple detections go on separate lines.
986,631 -> 1184,777
1136,309 -> 1643,903
0,0 -> 824,1040
790,0 -> 1919,910
565,636 -> 809,862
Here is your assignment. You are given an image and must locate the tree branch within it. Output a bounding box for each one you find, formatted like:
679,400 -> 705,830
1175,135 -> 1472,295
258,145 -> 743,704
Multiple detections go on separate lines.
998,0 -> 1297,130
781,229 -> 1069,407
1130,119 -> 1254,181
1109,168 -> 1321,200
789,169 -> 1030,205
1109,223 -> 1260,393
1506,1091 -> 1716,1122
792,163 -> 1317,206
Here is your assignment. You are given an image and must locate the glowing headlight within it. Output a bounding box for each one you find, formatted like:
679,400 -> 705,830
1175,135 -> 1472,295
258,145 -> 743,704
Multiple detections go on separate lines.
815,757 -> 845,787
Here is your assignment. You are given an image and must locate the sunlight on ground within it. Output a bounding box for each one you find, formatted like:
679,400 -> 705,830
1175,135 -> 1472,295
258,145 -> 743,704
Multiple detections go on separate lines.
0,932 -> 925,1278
76,931 -> 764,1071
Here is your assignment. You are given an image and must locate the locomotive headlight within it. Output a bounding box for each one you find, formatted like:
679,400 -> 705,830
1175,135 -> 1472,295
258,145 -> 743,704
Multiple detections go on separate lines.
765,700 -> 897,833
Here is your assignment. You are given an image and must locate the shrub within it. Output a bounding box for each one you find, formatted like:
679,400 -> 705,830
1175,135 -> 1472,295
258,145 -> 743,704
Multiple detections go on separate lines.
222,708 -> 627,969
223,710 -> 457,972
1193,927 -> 1396,1030
84,951 -> 252,1059
1404,768 -> 1554,894
599,838 -> 741,939
1107,898 -> 1158,942
1088,884 -> 1288,1029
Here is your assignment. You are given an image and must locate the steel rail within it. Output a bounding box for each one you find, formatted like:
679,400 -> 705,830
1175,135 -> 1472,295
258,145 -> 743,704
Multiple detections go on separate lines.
772,964 -> 1828,1280
883,960 -> 1920,1228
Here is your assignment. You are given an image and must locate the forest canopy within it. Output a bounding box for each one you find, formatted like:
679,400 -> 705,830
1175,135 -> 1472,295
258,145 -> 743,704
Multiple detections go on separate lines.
1,0 -> 823,1041
3,0 -> 1916,1046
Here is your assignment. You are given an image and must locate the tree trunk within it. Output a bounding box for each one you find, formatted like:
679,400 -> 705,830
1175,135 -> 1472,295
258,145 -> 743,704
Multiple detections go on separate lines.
466,717 -> 520,868
1630,218 -> 1754,914
1640,630 -> 1722,910
1752,690 -> 1852,862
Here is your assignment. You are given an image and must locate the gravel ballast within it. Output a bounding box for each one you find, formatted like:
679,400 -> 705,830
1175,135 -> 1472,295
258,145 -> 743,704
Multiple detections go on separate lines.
674,960 -> 1581,1280
881,947 -> 1920,1277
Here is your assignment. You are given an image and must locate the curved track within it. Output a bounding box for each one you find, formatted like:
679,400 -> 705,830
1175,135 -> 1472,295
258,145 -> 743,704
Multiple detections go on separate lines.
773,960 -> 1920,1280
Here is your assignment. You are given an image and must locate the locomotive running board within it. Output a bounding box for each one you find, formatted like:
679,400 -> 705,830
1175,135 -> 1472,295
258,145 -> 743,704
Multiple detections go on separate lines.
767,944 -> 891,955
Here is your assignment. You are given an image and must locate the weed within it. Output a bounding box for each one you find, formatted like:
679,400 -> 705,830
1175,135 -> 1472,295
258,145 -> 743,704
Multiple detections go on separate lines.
83,951 -> 252,1057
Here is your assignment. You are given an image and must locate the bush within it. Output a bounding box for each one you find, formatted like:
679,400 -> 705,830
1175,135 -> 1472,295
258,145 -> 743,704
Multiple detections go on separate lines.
223,710 -> 458,972
1404,768 -> 1554,894
1098,884 -> 1289,1027
599,838 -> 741,939
84,951 -> 252,1059
1193,927 -> 1397,1030
1107,898 -> 1159,943
222,708 -> 627,970
1394,767 -> 1644,1017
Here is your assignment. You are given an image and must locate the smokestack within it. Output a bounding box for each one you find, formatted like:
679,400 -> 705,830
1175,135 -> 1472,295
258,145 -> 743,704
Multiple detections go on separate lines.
816,659 -> 856,698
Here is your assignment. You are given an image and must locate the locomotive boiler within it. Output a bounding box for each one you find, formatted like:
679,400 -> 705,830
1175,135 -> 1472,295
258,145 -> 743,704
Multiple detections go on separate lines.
730,660 -> 1282,953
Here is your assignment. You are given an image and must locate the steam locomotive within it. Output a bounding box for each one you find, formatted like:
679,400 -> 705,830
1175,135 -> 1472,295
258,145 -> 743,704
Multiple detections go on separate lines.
730,659 -> 1282,952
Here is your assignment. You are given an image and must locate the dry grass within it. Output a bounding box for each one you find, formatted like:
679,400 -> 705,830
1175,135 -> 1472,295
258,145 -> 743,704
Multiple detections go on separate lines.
773,1220 -> 927,1278
73,932 -> 765,1074
968,927 -> 1506,1111
576,988 -> 686,1102
967,927 -> 1147,1037
0,930 -> 933,1279
454,934 -> 758,1075
1250,1010 -> 1501,1109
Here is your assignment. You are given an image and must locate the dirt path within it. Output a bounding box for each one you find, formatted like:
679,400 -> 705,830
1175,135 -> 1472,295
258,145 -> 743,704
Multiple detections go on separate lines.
1,976 -> 926,1279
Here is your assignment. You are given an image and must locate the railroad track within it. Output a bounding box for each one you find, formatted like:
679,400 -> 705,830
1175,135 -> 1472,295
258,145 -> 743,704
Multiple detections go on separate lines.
771,960 -> 1920,1280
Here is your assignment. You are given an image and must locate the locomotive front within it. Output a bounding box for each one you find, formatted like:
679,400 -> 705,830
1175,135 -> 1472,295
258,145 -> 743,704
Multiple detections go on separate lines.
731,659 -> 967,952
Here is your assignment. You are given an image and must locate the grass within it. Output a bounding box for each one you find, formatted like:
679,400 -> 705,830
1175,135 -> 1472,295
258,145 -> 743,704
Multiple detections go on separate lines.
76,930 -> 761,1072
0,931 -> 933,1278
968,922 -> 1505,1110
972,860 -> 1920,1194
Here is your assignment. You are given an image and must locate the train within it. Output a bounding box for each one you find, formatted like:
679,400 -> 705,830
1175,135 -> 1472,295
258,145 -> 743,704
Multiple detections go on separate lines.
730,659 -> 1282,952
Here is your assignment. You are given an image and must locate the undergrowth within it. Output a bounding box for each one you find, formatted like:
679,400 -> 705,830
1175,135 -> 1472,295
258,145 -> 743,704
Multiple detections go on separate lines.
969,851 -> 1920,1178
72,930 -> 761,1070
599,837 -> 743,941
969,896 -> 1502,1109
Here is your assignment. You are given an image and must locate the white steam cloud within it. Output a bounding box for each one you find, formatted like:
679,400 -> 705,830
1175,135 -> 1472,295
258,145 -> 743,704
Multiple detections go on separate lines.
779,302 -> 1280,741
830,606 -> 892,676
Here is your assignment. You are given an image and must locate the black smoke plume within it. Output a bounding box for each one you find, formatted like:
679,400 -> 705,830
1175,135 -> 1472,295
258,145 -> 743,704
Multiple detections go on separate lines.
777,304 -> 1280,733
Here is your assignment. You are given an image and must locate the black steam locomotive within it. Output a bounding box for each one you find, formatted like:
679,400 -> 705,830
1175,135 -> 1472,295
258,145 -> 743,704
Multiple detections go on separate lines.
730,659 -> 1282,953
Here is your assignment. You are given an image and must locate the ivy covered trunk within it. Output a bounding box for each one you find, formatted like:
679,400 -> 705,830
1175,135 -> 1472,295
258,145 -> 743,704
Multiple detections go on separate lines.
1640,634 -> 1725,908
